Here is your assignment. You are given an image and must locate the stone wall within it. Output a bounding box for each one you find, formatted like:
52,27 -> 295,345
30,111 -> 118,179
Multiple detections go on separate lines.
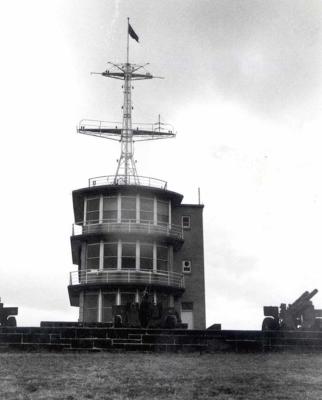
1,325 -> 322,352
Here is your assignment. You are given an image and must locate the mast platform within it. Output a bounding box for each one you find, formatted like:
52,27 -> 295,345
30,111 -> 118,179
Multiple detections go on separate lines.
78,119 -> 176,141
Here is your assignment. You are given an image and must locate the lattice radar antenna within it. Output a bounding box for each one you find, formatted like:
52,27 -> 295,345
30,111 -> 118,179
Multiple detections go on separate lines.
77,18 -> 176,185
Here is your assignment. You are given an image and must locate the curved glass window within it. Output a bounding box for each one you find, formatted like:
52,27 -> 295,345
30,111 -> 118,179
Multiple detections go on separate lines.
86,197 -> 99,224
103,242 -> 117,269
121,196 -> 136,222
157,245 -> 168,272
83,292 -> 98,322
140,243 -> 153,270
157,200 -> 169,224
102,292 -> 117,322
122,242 -> 136,269
140,197 -> 154,223
103,196 -> 117,222
86,243 -> 100,269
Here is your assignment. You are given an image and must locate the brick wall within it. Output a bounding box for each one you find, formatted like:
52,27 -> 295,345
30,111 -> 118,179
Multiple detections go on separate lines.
172,204 -> 206,329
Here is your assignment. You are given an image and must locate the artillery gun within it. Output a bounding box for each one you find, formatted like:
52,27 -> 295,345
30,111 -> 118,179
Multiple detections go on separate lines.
262,289 -> 322,331
0,299 -> 18,327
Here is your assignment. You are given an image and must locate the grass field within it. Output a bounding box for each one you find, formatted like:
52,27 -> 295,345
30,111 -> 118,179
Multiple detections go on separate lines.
1,352 -> 322,399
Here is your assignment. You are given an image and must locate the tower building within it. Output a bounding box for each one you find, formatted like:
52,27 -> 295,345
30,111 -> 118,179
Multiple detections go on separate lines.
68,21 -> 206,329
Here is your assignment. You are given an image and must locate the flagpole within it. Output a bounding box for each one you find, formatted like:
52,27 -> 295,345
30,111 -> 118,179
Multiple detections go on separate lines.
127,17 -> 130,64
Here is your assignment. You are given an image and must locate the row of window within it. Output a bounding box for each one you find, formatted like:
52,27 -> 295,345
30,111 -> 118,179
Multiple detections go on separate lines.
86,195 -> 192,229
86,195 -> 169,224
83,290 -> 171,322
86,241 -> 169,271
83,291 -> 193,323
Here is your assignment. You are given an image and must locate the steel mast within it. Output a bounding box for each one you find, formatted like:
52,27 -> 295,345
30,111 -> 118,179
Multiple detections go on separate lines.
118,18 -> 137,182
78,19 -> 176,185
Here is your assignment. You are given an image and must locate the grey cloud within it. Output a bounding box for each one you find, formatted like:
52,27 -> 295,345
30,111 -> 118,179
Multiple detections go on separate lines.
135,0 -> 322,119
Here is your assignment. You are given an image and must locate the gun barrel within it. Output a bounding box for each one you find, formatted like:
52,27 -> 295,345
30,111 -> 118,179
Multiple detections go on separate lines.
308,289 -> 318,300
290,289 -> 318,312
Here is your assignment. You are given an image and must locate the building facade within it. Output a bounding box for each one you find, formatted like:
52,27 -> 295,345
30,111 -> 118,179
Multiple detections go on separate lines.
68,179 -> 205,329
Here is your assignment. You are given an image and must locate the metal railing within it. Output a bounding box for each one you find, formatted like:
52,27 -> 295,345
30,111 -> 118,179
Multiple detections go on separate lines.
72,219 -> 184,240
78,119 -> 175,137
88,175 -> 167,189
69,268 -> 185,289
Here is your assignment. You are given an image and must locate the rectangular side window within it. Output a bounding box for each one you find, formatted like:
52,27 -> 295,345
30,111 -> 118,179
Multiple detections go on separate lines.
182,215 -> 191,229
181,302 -> 193,311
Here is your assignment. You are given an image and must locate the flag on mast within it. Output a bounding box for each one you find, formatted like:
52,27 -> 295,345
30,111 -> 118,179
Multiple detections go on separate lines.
128,23 -> 139,42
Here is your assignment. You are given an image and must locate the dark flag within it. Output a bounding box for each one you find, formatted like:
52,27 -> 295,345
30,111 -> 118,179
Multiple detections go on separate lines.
128,23 -> 139,42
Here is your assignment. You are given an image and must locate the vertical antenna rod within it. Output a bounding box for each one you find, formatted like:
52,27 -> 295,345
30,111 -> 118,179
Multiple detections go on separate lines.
115,17 -> 137,183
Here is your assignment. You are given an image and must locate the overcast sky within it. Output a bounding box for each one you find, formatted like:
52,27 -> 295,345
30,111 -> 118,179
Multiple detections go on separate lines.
1,0 -> 322,329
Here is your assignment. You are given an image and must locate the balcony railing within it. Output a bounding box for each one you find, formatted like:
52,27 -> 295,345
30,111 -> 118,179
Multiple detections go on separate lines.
88,175 -> 167,189
69,268 -> 185,290
72,220 -> 184,241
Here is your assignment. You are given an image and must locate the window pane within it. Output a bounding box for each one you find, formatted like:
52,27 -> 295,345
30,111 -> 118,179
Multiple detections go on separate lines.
103,197 -> 117,221
182,216 -> 190,228
102,293 -> 116,322
87,244 -> 100,258
87,258 -> 99,269
157,200 -> 169,224
84,293 -> 98,322
140,243 -> 153,270
121,292 -> 136,305
103,197 -> 117,211
157,246 -> 168,260
157,246 -> 168,271
140,197 -> 154,223
140,258 -> 153,270
182,302 -> 193,311
141,197 -> 154,211
86,211 -> 99,223
158,201 -> 168,215
122,196 -> 136,209
122,210 -> 136,221
87,198 -> 99,212
140,211 -> 153,222
84,293 -> 98,308
103,210 -> 117,220
121,196 -> 136,221
122,257 -> 136,269
122,243 -> 136,257
140,243 -> 153,258
87,244 -> 100,269
103,293 -> 116,307
103,257 -> 117,269
122,242 -> 136,269
104,243 -> 117,257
